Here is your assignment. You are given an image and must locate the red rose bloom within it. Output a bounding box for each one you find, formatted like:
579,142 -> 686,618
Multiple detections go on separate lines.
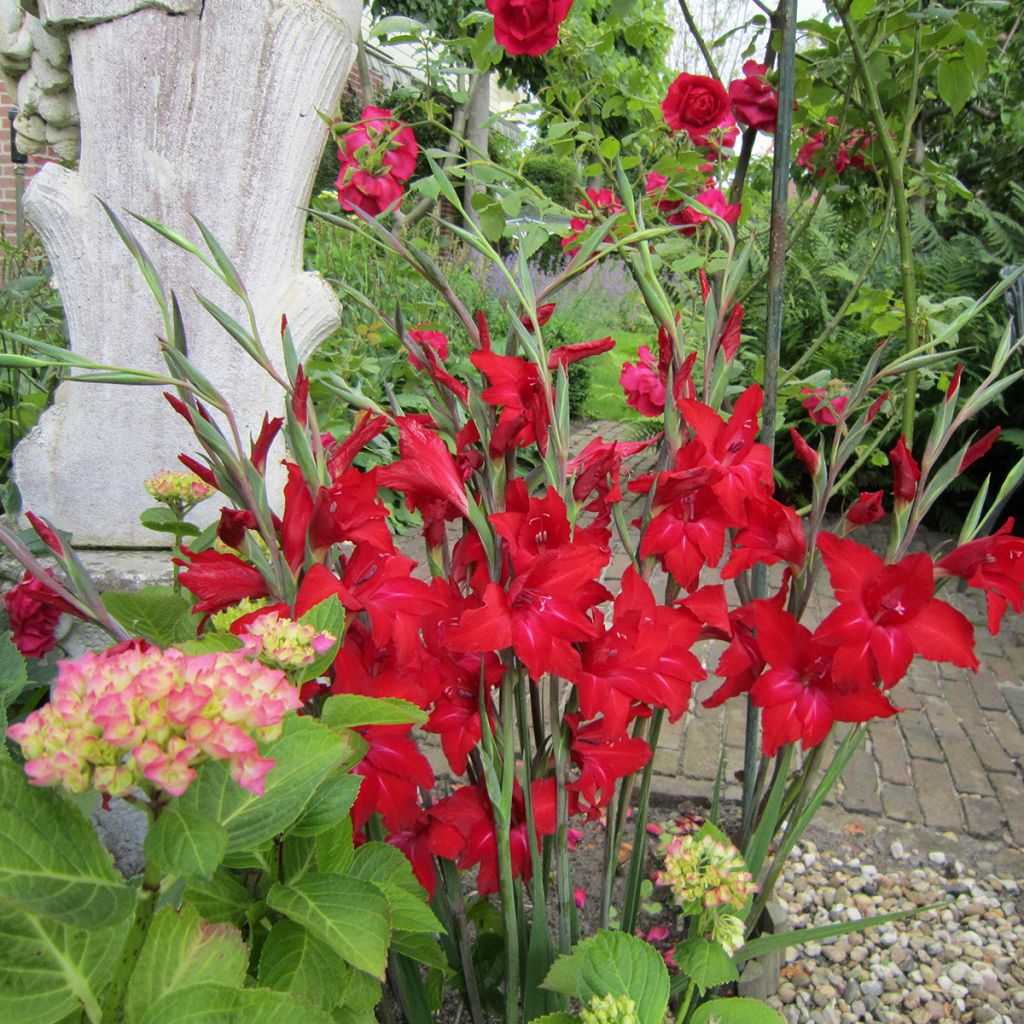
3,572 -> 64,658
671,188 -> 741,236
662,73 -> 733,143
335,106 -> 418,217
487,0 -> 574,57
728,61 -> 778,133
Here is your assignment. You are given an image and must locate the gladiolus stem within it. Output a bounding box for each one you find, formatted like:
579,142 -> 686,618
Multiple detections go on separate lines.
621,709 -> 663,936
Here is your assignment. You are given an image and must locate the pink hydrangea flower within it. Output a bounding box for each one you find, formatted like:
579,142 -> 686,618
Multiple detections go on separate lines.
7,646 -> 300,799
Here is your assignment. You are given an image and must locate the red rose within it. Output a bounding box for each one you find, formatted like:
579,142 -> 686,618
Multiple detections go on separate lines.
728,61 -> 778,133
335,162 -> 406,217
667,188 -> 741,236
3,572 -> 63,658
487,0 -> 574,57
662,73 -> 733,143
342,106 -> 418,181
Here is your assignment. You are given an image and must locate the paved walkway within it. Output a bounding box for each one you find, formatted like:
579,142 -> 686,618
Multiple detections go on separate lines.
571,420 -> 1024,846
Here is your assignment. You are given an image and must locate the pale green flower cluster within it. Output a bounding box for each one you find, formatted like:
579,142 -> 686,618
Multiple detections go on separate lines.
240,610 -> 336,671
579,993 -> 640,1024
144,470 -> 214,505
655,832 -> 757,913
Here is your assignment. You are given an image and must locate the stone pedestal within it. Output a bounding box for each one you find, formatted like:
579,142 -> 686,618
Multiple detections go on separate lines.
14,0 -> 360,546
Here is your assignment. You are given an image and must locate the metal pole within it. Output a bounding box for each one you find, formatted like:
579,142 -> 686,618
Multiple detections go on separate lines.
742,0 -> 798,834
14,164 -> 25,245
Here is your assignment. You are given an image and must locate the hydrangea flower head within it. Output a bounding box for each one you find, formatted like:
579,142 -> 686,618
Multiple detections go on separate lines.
7,646 -> 300,799
144,470 -> 214,506
238,610 -> 336,672
656,832 -> 757,913
579,993 -> 640,1024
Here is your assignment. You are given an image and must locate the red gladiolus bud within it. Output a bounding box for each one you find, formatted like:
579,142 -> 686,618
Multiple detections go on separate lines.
475,310 -> 491,351
888,435 -> 920,503
250,415 -> 284,475
291,365 -> 310,429
960,427 -> 1001,473
548,336 -> 615,369
25,511 -> 64,557
280,313 -> 288,338
846,490 -> 885,527
945,363 -> 963,402
866,391 -> 888,424
720,303 -> 743,361
521,303 -> 556,330
178,455 -> 218,489
789,427 -> 819,477
699,269 -> 710,302
217,507 -> 257,549
163,391 -> 195,426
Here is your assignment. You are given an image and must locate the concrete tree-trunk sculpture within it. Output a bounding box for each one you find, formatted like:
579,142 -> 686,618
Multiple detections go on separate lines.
14,0 -> 361,545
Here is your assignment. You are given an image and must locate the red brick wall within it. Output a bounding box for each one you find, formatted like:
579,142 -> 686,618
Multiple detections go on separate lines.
0,80 -> 61,240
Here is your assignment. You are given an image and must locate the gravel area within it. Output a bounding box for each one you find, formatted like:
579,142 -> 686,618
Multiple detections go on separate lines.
768,836 -> 1024,1024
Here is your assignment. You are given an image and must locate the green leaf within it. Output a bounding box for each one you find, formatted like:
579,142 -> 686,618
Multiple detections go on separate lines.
144,806 -> 229,880
389,929 -> 448,971
734,901 -> 945,964
141,982 -> 333,1024
0,761 -> 135,928
674,937 -> 739,993
529,1016 -> 576,1024
599,136 -> 621,160
690,997 -> 786,1023
139,507 -> 202,539
101,586 -> 198,647
320,694 -> 427,730
848,0 -> 873,17
0,631 -> 29,708
176,716 -> 356,854
289,773 -> 362,837
124,905 -> 247,1024
543,930 -> 669,1024
0,909 -> 126,1024
936,57 -> 973,114
182,870 -> 253,926
258,920 -> 348,1011
266,875 -> 391,980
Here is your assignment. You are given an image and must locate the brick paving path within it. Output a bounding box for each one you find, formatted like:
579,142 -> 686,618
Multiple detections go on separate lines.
570,421 -> 1024,845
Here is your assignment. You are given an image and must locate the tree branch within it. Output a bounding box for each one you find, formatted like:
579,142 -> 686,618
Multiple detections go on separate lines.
676,0 -> 720,80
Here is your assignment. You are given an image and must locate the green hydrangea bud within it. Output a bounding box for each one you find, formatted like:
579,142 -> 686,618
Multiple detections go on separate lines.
579,992 -> 640,1024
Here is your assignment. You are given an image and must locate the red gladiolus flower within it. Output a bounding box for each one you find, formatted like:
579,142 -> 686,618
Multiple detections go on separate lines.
673,188 -> 741,236
567,716 -> 651,817
568,433 -> 659,527
751,602 -> 898,756
447,539 -> 610,681
325,412 -> 389,479
407,327 -> 449,370
846,491 -> 885,528
487,0 -> 573,56
679,384 -> 774,522
217,507 -> 258,549
815,533 -> 978,689
351,725 -> 434,832
377,417 -> 470,548
388,811 -> 465,898
938,520 -> 1024,634
888,435 -> 920,504
250,414 -> 284,475
721,495 -> 806,579
576,566 -> 705,734
175,547 -> 270,616
3,571 -> 64,658
662,73 -> 733,143
620,345 -> 665,417
430,779 -> 557,895
471,349 -> 552,456
548,335 -> 615,369
728,61 -> 778,133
